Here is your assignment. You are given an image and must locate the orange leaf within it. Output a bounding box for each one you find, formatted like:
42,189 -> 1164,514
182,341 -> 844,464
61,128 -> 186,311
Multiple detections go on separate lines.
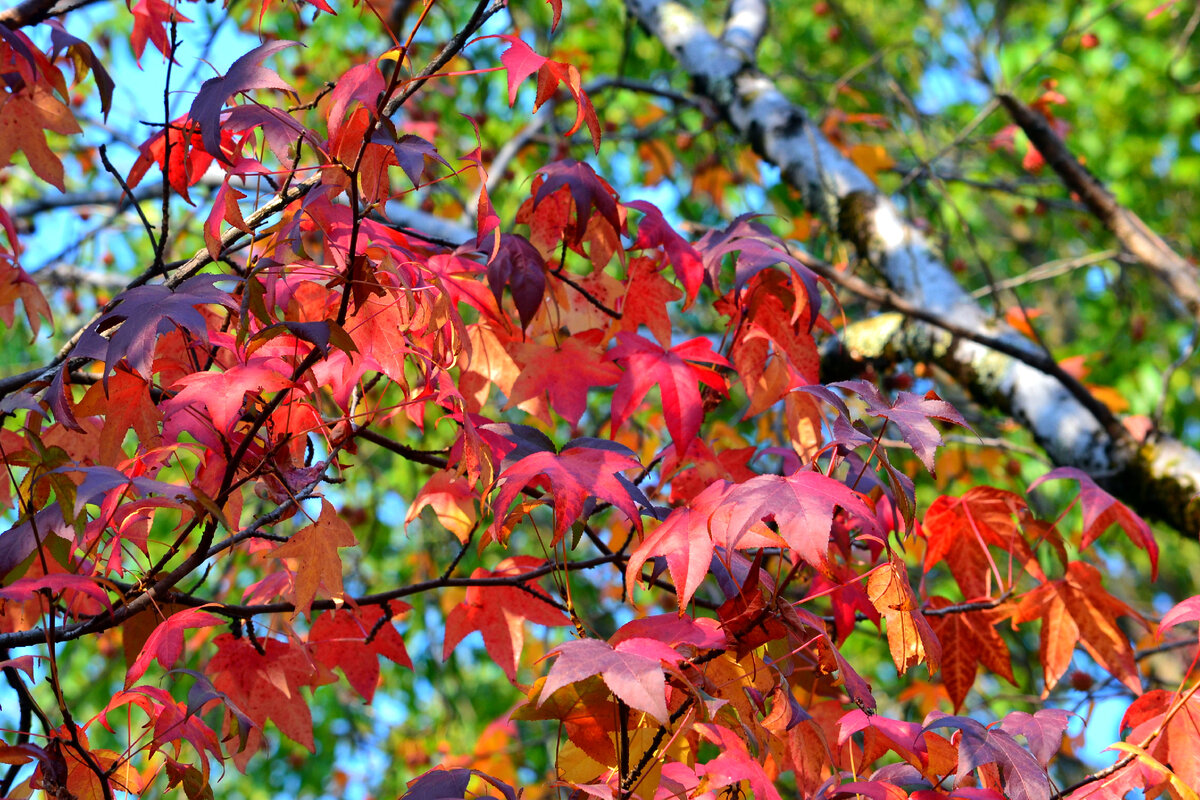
268,499 -> 358,617
867,555 -> 941,674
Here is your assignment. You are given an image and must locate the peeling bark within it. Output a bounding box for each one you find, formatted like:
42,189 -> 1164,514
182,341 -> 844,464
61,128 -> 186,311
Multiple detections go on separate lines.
625,0 -> 1200,533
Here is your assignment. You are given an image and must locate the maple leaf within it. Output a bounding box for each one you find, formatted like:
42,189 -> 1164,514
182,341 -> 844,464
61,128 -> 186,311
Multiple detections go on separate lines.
1122,689 -> 1200,787
709,469 -> 882,573
922,487 -> 1047,601
999,709 -> 1074,768
505,330 -> 622,425
616,256 -> 685,346
608,332 -> 730,448
833,380 -> 969,473
405,470 -> 478,543
927,596 -> 1015,711
492,39 -> 601,152
867,554 -> 941,675
923,713 -> 1052,800
624,480 -> 784,611
209,633 -> 317,753
540,636 -> 684,722
488,439 -> 645,545
73,367 -> 162,466
267,499 -> 358,617
442,556 -> 570,682
189,40 -> 298,162
128,0 -> 192,64
1014,560 -> 1145,694
625,201 -> 704,304
125,607 -> 222,687
163,357 -> 295,434
533,160 -> 622,246
309,606 -> 412,702
487,233 -> 547,330
694,722 -> 783,800
0,82 -> 82,191
0,260 -> 53,339
1030,466 -> 1158,578
126,116 -> 224,204
72,273 -> 238,383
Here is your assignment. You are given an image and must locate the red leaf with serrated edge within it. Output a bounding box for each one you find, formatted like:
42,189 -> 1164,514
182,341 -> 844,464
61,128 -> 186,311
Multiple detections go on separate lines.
608,332 -> 729,448
442,556 -> 569,682
309,606 -> 412,702
209,633 -> 316,752
128,0 -> 192,65
695,722 -> 783,800
125,608 -> 221,687
626,201 -> 705,305
188,40 -> 298,163
1122,689 -> 1200,787
126,116 -> 222,204
617,256 -> 684,346
490,38 -> 599,151
709,470 -> 881,574
267,499 -> 358,617
833,380 -> 970,473
488,440 -> 643,545
1030,466 -> 1158,579
1014,561 -> 1145,694
922,487 -> 1046,600
540,637 -> 682,723
625,480 -> 784,611
506,330 -> 622,425
927,596 -> 1015,710
163,357 -> 294,434
494,35 -> 547,105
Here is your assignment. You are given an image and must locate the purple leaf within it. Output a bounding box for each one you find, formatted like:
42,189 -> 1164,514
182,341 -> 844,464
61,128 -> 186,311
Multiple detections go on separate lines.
78,274 -> 239,384
487,233 -> 546,330
0,507 -> 70,579
923,713 -> 1050,800
188,40 -> 299,163
1000,709 -> 1073,768
832,379 -> 970,473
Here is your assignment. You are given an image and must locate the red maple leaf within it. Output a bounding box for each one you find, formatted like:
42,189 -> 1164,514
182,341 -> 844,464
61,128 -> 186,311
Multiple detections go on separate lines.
608,332 -> 730,448
488,440 -> 644,545
209,633 -> 317,754
491,38 -> 600,152
124,607 -> 222,687
624,479 -> 784,611
1030,466 -> 1158,578
267,500 -> 358,617
506,330 -> 622,425
442,556 -> 570,682
540,636 -> 684,722
309,606 -> 413,702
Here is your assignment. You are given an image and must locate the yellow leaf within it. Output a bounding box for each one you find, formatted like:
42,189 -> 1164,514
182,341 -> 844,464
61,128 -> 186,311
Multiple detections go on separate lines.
1108,742 -> 1199,800
848,144 -> 895,182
